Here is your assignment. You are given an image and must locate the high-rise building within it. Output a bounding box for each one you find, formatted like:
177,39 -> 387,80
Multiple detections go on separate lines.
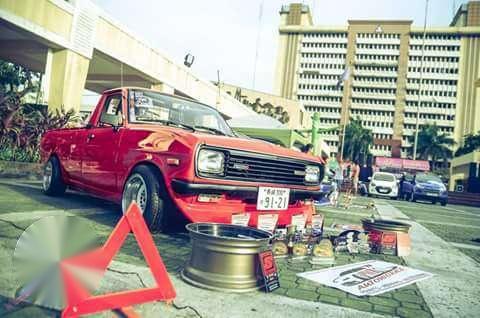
274,2 -> 480,159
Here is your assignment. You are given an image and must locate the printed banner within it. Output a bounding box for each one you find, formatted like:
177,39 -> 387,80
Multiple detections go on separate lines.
297,260 -> 433,296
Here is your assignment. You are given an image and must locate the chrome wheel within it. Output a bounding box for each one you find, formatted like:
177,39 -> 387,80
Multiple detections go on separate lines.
43,160 -> 53,191
122,173 -> 147,213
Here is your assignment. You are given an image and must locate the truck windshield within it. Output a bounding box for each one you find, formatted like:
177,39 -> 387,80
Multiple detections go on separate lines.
128,90 -> 234,136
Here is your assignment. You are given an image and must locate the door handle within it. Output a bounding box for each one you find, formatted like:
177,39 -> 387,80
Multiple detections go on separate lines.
87,133 -> 95,141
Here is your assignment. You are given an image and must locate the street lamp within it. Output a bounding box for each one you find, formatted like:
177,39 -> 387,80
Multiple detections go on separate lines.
413,0 -> 429,160
184,53 -> 195,67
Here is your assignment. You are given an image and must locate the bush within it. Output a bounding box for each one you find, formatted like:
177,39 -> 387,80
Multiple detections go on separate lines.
1,60 -> 80,163
0,104 -> 79,163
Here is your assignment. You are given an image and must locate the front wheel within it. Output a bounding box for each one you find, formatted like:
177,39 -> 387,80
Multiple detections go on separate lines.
122,165 -> 170,232
43,156 -> 66,196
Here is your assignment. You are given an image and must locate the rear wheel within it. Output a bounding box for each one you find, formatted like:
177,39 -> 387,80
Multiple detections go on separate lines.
122,165 -> 172,232
43,156 -> 66,196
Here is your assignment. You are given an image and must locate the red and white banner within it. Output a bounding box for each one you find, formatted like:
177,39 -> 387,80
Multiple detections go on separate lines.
376,157 -> 430,171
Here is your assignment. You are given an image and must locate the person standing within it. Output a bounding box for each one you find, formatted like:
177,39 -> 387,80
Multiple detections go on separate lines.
351,161 -> 360,196
333,157 -> 344,192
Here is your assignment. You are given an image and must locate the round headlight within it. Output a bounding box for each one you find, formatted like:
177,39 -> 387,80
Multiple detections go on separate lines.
197,149 -> 225,175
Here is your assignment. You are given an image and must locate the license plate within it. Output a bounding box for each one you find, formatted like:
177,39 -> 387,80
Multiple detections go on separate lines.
257,187 -> 290,211
427,192 -> 438,197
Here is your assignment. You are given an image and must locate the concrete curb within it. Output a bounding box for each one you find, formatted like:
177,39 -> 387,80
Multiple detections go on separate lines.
0,160 -> 42,180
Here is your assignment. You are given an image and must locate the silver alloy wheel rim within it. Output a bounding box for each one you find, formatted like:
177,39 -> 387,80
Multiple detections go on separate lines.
122,173 -> 147,214
43,161 -> 53,191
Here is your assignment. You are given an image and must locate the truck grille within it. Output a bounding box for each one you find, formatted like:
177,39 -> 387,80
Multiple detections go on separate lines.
204,148 -> 321,186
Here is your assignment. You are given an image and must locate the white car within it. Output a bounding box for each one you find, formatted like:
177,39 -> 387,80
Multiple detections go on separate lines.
368,172 -> 398,199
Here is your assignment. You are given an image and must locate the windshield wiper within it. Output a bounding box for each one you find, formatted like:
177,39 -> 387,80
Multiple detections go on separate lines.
141,119 -> 195,131
194,125 -> 228,136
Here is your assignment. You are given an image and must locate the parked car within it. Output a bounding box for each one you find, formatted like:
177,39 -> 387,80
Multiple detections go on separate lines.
402,173 -> 448,206
368,172 -> 399,199
40,88 -> 325,231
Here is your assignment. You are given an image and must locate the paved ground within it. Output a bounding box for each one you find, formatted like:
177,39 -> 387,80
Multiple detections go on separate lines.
374,202 -> 480,318
0,179 -> 479,317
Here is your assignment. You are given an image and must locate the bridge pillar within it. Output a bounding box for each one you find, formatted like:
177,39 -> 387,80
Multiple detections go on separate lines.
151,83 -> 174,95
46,49 -> 90,112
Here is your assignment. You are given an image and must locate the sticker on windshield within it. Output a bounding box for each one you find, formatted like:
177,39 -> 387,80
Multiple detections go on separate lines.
135,96 -> 153,108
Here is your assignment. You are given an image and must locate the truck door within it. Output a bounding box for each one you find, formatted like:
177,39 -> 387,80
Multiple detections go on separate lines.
81,93 -> 124,193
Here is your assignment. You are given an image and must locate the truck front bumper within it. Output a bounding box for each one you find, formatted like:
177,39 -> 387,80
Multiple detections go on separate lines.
170,179 -> 324,227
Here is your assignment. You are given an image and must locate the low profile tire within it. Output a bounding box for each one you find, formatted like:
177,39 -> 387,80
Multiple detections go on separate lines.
122,165 -> 171,232
43,156 -> 66,196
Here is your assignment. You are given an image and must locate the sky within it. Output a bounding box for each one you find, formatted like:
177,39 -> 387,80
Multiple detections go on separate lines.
92,0 -> 467,95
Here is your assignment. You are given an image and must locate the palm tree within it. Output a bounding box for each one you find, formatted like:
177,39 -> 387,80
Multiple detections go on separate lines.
411,124 -> 455,169
342,117 -> 373,162
455,132 -> 480,156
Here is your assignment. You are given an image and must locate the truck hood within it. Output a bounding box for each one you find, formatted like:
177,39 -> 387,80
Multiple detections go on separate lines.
130,124 -> 323,165
197,134 -> 322,164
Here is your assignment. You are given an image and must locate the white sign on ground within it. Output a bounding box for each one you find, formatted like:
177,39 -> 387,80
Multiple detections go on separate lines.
297,260 -> 433,296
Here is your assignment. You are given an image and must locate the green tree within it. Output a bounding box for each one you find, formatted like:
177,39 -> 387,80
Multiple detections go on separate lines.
455,132 -> 480,156
410,123 -> 455,169
0,60 -> 38,136
0,59 -> 78,162
342,117 -> 373,162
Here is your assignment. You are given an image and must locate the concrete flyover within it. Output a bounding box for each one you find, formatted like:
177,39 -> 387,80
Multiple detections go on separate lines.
0,0 -> 256,119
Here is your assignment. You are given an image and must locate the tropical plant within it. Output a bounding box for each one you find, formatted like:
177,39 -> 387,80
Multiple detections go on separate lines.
409,123 -> 455,169
342,117 -> 373,162
228,86 -> 291,124
0,60 -> 79,162
455,132 -> 480,156
0,60 -> 38,136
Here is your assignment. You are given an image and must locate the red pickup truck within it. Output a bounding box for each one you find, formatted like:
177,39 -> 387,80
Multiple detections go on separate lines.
40,88 -> 325,231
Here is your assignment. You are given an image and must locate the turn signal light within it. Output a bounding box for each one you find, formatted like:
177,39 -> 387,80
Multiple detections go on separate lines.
167,158 -> 180,166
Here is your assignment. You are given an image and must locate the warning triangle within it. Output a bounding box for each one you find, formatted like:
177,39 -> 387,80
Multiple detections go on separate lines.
59,202 -> 176,317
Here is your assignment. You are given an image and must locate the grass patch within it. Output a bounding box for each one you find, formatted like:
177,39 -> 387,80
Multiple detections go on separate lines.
420,222 -> 480,246
399,207 -> 480,227
459,248 -> 480,263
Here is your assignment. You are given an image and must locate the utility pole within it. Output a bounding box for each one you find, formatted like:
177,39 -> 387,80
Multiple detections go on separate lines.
413,0 -> 429,160
216,70 -> 221,109
252,1 -> 264,90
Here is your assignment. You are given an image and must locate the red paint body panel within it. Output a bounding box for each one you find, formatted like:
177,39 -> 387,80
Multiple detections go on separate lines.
40,88 -> 323,227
